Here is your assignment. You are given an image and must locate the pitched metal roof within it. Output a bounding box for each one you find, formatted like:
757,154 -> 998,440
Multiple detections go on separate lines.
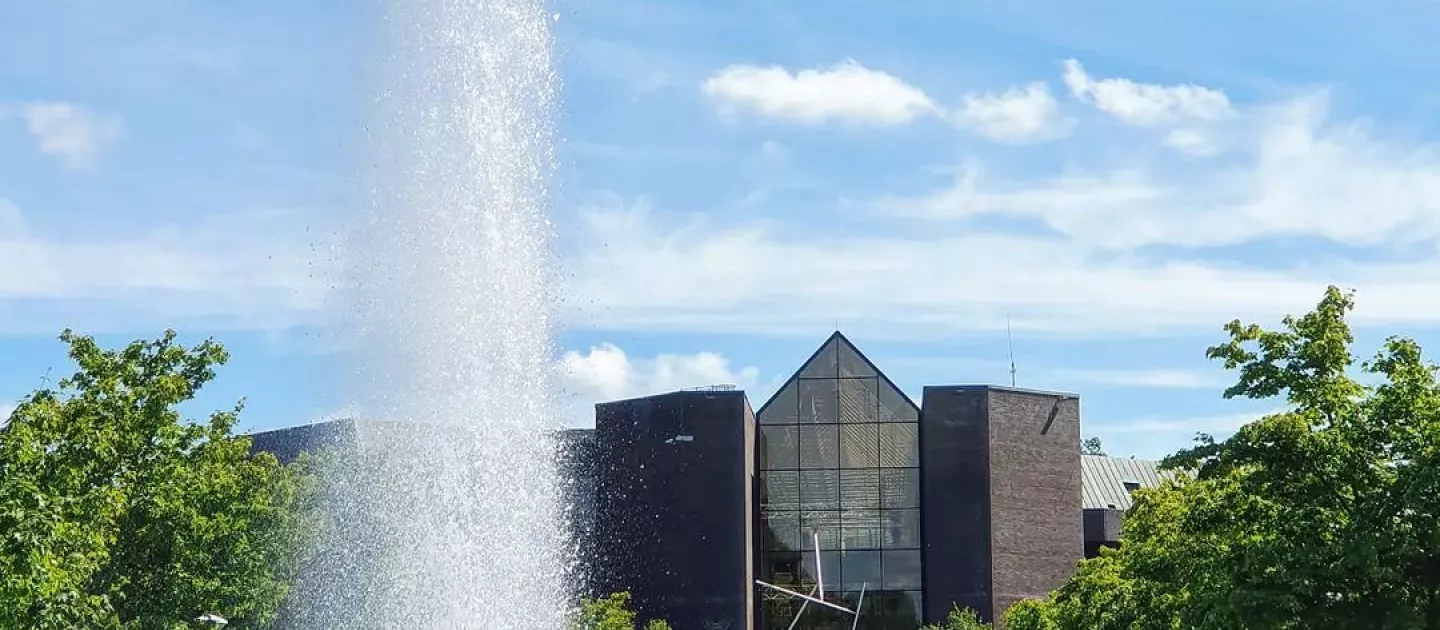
1081,455 -> 1166,510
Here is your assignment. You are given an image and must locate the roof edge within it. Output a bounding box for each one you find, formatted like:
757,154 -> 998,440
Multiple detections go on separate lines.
922,384 -> 1080,399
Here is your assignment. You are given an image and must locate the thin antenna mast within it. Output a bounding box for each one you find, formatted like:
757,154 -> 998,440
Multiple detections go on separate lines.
1006,314 -> 1017,387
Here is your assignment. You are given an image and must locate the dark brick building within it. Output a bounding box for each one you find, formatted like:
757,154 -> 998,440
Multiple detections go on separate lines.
249,332 -> 1159,629
571,332 -> 1157,629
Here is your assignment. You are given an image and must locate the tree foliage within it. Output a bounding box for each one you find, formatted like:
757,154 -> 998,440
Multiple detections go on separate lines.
0,330 -> 318,629
568,592 -> 672,630
1081,437 -> 1106,456
920,605 -> 992,630
1005,287 -> 1440,629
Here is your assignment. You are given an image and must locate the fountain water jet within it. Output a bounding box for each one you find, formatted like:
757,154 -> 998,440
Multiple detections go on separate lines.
305,0 -> 567,627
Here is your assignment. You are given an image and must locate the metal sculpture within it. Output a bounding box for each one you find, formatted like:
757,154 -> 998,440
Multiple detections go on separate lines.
755,531 -> 868,630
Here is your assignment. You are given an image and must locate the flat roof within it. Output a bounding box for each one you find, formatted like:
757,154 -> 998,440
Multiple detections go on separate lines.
922,384 -> 1081,398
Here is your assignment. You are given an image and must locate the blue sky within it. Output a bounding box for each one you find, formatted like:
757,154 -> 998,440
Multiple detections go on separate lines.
6,1 -> 1440,459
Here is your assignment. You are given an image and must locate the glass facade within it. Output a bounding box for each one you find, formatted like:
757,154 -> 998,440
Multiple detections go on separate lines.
757,336 -> 922,630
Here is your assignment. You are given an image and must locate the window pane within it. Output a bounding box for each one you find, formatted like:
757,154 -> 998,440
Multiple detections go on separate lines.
839,469 -> 880,510
870,592 -> 922,630
762,471 -> 800,509
840,509 -> 883,550
839,378 -> 878,423
883,550 -> 923,590
759,380 -> 799,425
800,339 -> 839,378
799,550 -> 842,589
854,591 -> 885,630
882,509 -> 921,549
761,551 -> 801,586
879,423 -> 918,468
840,550 -> 882,590
799,379 -> 839,424
763,510 -> 801,551
878,383 -> 917,423
761,425 -> 798,470
799,470 -> 839,510
879,469 -> 919,509
800,511 -> 842,551
838,340 -> 877,378
798,425 -> 838,468
839,423 -> 879,468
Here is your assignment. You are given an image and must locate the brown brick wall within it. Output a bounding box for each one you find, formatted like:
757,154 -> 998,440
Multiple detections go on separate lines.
985,390 -> 1084,623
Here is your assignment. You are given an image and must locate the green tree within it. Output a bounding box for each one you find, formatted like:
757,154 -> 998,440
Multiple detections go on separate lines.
1006,287 -> 1440,629
0,330 -> 318,629
921,605 -> 991,630
569,592 -> 672,630
1081,436 -> 1106,456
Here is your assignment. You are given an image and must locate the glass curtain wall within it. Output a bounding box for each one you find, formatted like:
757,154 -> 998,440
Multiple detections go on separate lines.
757,336 -> 923,630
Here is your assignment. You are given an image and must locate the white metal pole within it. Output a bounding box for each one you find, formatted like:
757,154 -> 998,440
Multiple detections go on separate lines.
849,583 -> 868,630
812,531 -> 824,598
786,585 -> 818,630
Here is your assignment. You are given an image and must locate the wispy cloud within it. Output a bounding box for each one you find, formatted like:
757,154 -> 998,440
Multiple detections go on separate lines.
702,60 -> 940,126
1062,58 -> 1234,126
10,101 -> 122,169
1163,128 -> 1219,156
883,356 -> 1226,391
561,195 -> 1434,340
1109,407 -> 1287,435
876,92 -> 1440,251
566,71 -> 1440,340
0,199 -> 327,335
952,82 -> 1071,143
1047,368 -> 1229,390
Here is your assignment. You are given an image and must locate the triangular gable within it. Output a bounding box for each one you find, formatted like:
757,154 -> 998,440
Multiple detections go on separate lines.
756,332 -> 918,424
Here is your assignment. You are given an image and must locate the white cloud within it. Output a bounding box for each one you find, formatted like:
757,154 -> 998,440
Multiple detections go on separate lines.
952,82 -> 1070,143
562,201 -> 1335,338
560,91 -> 1440,340
1164,128 -> 1219,156
17,102 -> 123,169
1046,368 -> 1228,390
1112,407 -> 1287,435
876,92 -> 1440,251
556,343 -> 762,425
1090,407 -> 1289,459
0,199 -> 326,334
1062,59 -> 1233,126
701,60 -> 939,126
880,356 -> 1224,391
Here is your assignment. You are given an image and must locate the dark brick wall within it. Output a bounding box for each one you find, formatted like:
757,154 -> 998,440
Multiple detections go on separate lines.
247,419 -> 359,463
592,391 -> 754,630
920,387 -> 993,623
742,401 -> 757,630
984,389 -> 1083,621
1082,508 -> 1124,559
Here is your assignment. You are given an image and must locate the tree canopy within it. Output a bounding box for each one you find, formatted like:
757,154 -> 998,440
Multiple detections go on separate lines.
568,592 -> 672,630
1004,286 -> 1440,629
0,330 -> 318,629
